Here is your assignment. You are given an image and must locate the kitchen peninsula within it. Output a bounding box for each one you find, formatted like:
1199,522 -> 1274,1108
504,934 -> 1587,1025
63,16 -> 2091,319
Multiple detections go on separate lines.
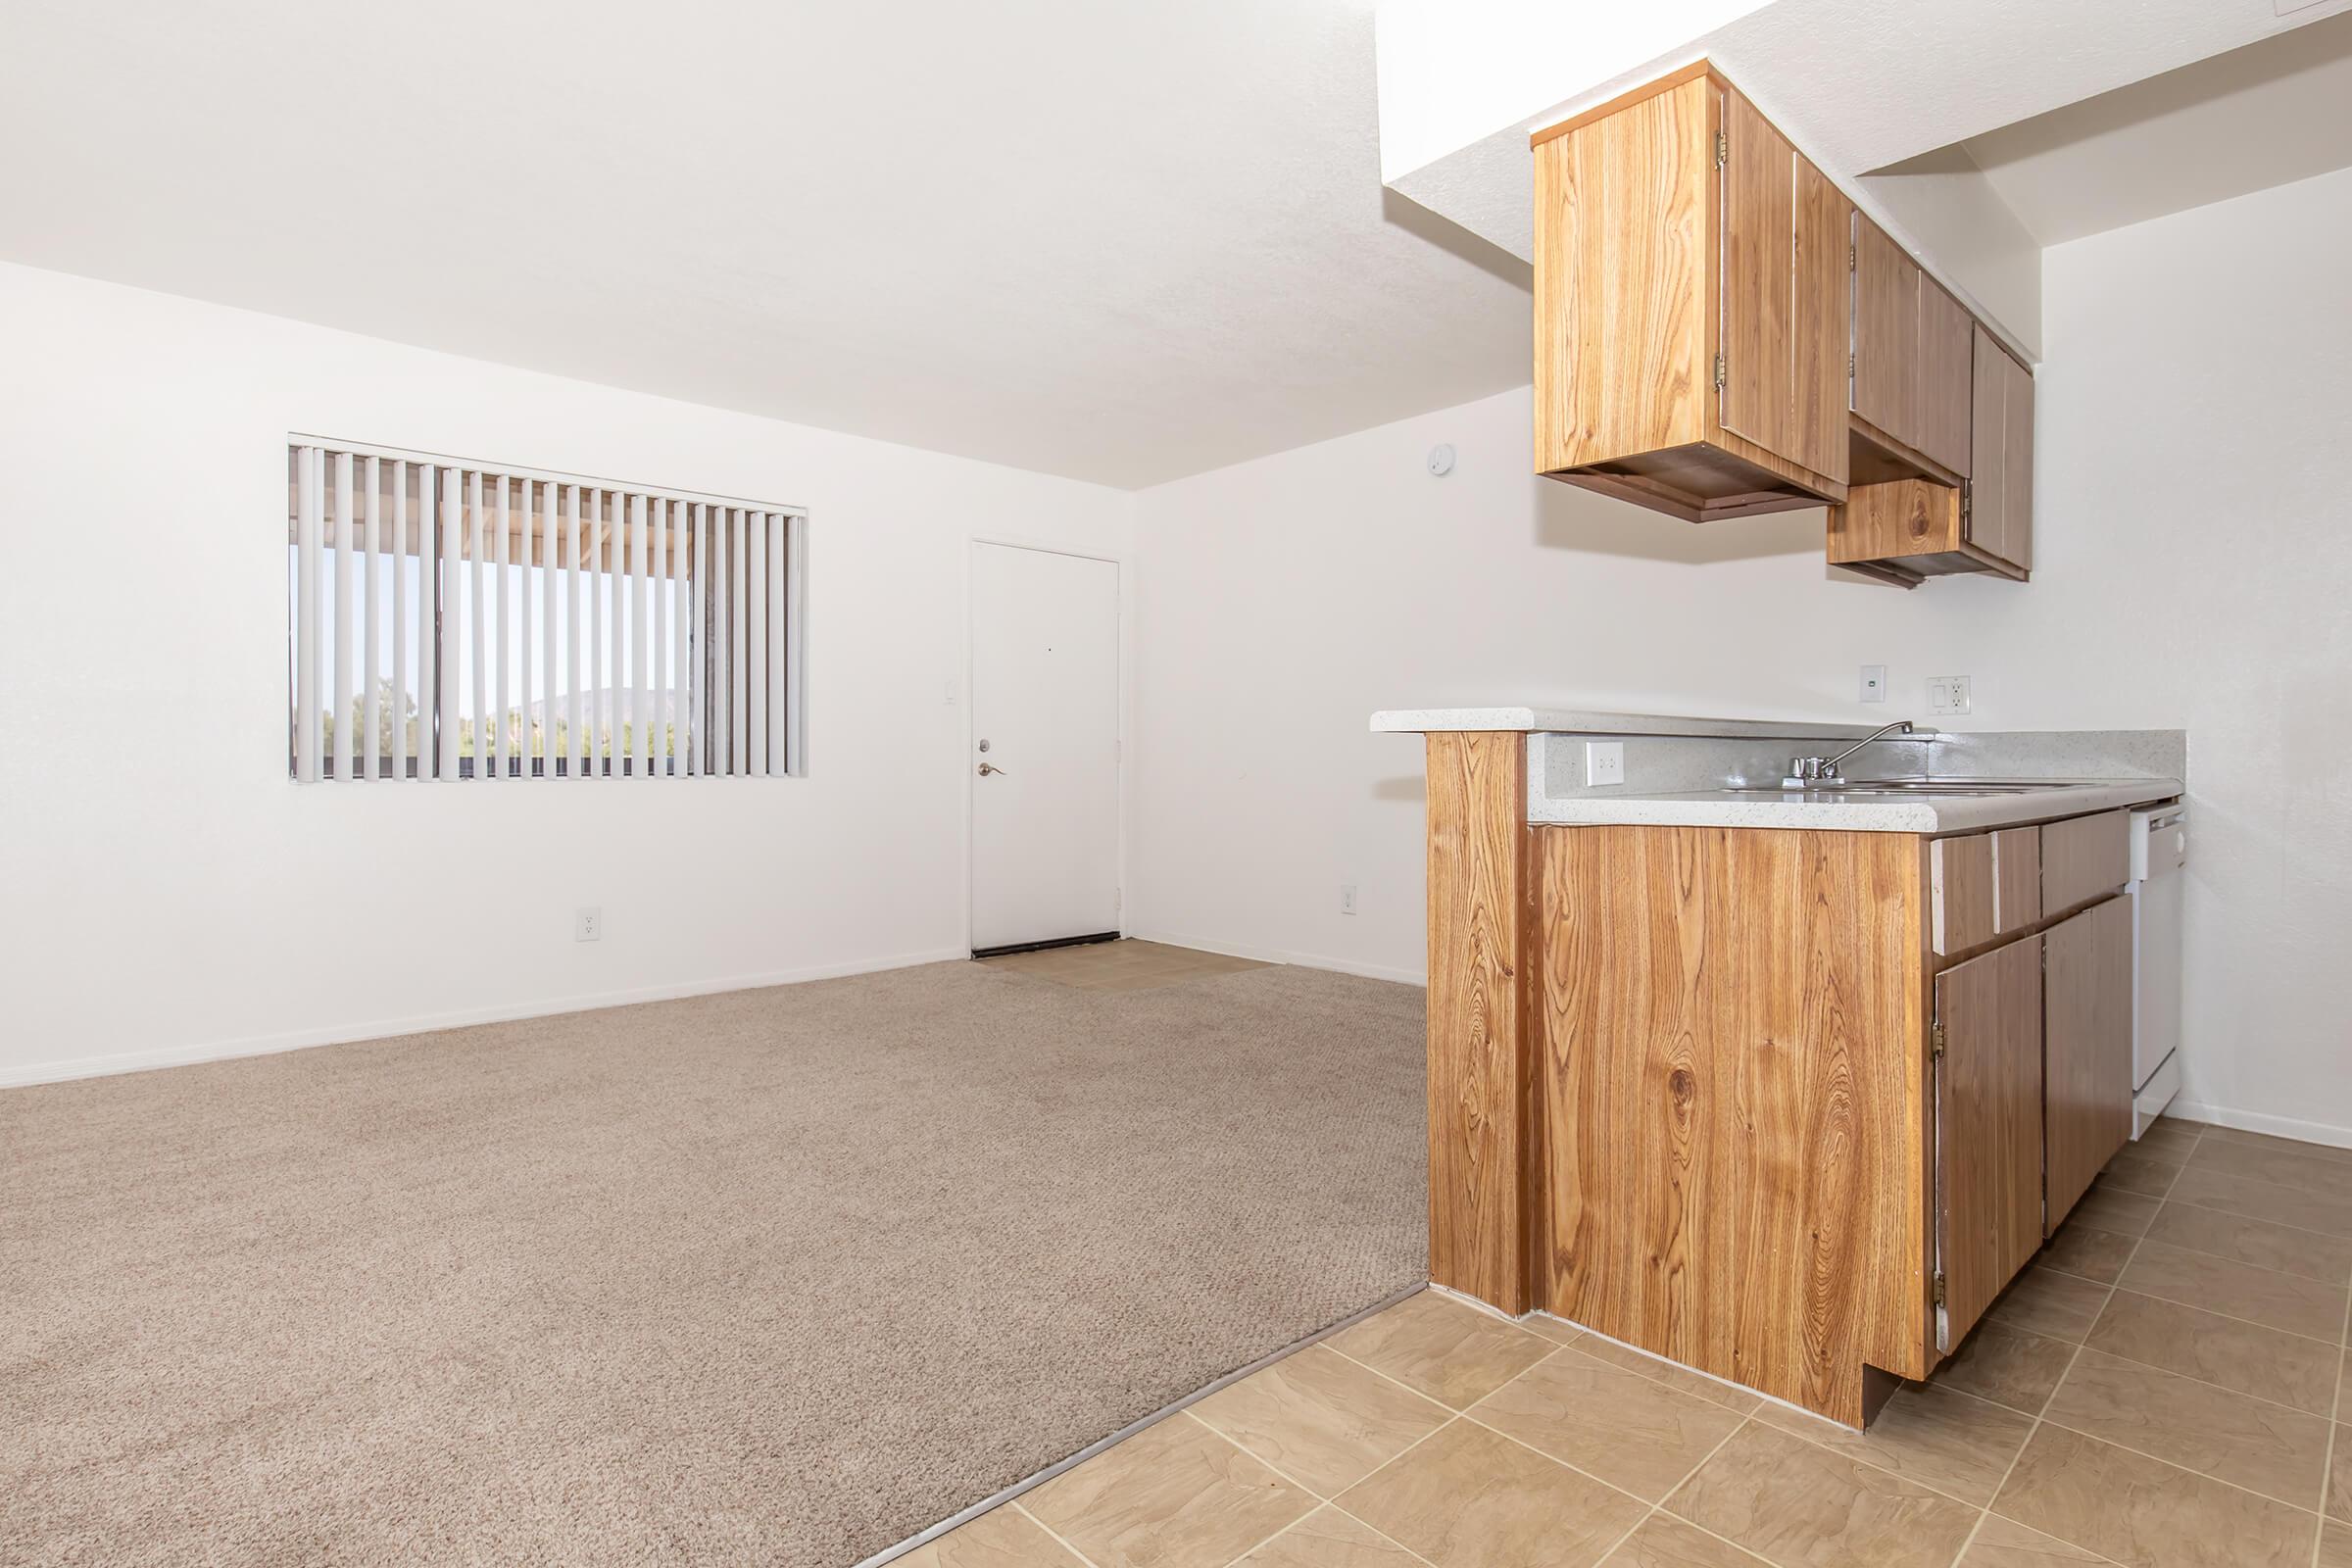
1376,707 -> 2184,1426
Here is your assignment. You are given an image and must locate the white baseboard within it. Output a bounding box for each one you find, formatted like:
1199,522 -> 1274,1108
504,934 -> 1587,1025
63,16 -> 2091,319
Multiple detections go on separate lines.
2172,1099 -> 2352,1152
0,948 -> 968,1090
1121,927 -> 1427,988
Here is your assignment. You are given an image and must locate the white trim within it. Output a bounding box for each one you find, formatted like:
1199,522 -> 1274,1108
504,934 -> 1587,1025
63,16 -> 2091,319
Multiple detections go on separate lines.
1120,927 -> 1428,988
962,535 -> 1131,959
2171,1099 -> 2352,1152
0,950 -> 966,1089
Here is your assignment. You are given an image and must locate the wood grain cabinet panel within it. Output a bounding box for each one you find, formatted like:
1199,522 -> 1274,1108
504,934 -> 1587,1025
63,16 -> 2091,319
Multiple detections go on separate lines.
1931,834 -> 1995,956
1935,934 -> 2045,1351
1851,216 -> 1919,449
1916,278 -> 1975,477
1719,87 -> 1795,463
1991,827 -> 2041,935
1533,824 -> 1929,1423
1423,732 -> 1534,1312
2044,898 -> 2134,1232
1530,65 -> 1847,522
2042,810 -> 2130,916
1966,326 -> 2036,573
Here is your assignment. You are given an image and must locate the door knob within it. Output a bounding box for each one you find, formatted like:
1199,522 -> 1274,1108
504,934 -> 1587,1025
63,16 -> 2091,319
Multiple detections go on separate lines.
977,762 -> 1006,777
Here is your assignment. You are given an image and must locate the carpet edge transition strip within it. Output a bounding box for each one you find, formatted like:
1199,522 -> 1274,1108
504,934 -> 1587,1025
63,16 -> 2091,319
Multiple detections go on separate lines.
851,1282 -> 1433,1568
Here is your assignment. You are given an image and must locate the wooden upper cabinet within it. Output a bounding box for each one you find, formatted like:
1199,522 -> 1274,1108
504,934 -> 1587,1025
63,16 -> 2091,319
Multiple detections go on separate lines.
1916,280 -> 1974,477
2043,898 -> 2134,1232
1531,65 -> 1848,523
1935,934 -> 2045,1352
1850,217 -> 1919,449
1967,326 -> 2035,573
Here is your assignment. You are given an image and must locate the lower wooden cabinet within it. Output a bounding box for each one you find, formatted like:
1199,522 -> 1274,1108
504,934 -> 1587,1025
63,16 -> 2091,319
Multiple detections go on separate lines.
1934,934 -> 2045,1351
1421,789 -> 2157,1427
2043,897 -> 2135,1230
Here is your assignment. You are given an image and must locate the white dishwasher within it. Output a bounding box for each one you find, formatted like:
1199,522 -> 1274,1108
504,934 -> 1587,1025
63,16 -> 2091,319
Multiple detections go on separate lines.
2129,803 -> 2189,1135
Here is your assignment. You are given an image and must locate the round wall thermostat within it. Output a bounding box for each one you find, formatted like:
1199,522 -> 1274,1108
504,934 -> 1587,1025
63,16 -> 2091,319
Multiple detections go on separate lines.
1427,443 -> 1455,477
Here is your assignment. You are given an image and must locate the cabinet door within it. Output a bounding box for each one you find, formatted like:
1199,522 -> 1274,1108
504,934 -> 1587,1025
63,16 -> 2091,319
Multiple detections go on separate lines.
1936,935 -> 2044,1350
2000,347 -> 2035,571
1968,325 -> 2009,562
1720,87 -> 1791,461
1851,216 -> 1919,447
2044,898 -> 2133,1231
1720,87 -> 1846,484
1917,278 -> 1974,476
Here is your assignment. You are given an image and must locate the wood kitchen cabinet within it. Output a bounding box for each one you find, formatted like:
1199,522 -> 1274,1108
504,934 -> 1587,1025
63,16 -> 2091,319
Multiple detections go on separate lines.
1419,733 -> 2157,1426
1934,934 -> 2044,1349
2043,897 -> 2134,1229
1827,327 -> 2035,585
1850,217 -> 1973,485
1532,63 -> 1848,522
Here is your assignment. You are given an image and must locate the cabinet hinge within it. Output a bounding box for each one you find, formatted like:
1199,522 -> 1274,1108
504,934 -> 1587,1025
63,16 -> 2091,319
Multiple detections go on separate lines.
1932,1271 -> 1948,1307
1714,129 -> 1729,168
1960,485 -> 1973,524
1931,1019 -> 1946,1061
1847,353 -> 1856,380
1849,243 -> 1857,272
1713,353 -> 1726,391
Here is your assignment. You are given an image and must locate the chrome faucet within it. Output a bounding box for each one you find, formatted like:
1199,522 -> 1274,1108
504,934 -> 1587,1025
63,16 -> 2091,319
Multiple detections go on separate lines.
1783,720 -> 1915,789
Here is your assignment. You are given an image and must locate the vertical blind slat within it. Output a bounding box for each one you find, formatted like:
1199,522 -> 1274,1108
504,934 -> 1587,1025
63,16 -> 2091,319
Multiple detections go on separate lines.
730,509 -> 749,775
390,461 -> 410,782
331,452 -> 354,782
566,484 -> 585,781
437,469 -> 462,780
766,511 -> 787,775
416,466 -> 437,780
362,457 -> 380,780
588,490 -> 605,777
630,492 -> 649,779
492,475 -> 510,781
519,480 -> 536,779
671,501 -> 689,778
748,512 -> 768,778
540,481 -> 558,779
468,472 -> 488,782
653,499 -> 670,777
295,447 -> 321,781
710,506 -> 727,776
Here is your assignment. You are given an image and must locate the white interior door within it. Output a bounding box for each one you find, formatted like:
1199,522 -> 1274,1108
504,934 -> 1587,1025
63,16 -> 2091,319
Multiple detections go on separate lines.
969,542 -> 1120,952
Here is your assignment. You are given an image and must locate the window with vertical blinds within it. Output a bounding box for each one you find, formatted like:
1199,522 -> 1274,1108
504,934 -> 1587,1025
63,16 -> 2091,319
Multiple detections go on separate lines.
286,438 -> 804,781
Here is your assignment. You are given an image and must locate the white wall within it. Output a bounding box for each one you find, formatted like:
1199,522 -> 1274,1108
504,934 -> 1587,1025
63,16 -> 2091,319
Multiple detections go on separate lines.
0,263 -> 1133,1086
1130,165 -> 2352,1143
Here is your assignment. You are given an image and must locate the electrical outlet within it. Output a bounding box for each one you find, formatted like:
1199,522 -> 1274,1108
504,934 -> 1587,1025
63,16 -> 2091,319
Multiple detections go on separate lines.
1340,884 -> 1358,915
575,906 -> 603,942
1926,676 -> 1973,715
1585,741 -> 1626,787
1860,664 -> 1887,703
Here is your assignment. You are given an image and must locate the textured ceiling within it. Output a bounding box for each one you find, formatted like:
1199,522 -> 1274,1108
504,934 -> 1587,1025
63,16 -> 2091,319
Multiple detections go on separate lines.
1963,10 -> 2352,246
0,0 -> 1533,488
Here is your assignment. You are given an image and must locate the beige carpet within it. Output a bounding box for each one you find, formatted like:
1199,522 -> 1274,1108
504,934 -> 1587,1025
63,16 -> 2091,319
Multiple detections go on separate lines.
1,959 -> 1426,1566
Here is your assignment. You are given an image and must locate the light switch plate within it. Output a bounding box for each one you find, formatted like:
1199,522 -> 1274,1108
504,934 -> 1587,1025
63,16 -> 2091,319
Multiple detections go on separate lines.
1585,741 -> 1626,787
1926,676 -> 1973,715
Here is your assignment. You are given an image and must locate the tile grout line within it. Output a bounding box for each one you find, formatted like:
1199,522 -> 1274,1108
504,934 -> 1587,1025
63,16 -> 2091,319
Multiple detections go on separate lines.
1593,1415 -> 1762,1568
2313,1288 -> 2350,1568
1177,1384 -> 1464,1568
2048,1215 -> 2352,1296
1981,1299 -> 2340,1420
1007,1500 -> 1109,1568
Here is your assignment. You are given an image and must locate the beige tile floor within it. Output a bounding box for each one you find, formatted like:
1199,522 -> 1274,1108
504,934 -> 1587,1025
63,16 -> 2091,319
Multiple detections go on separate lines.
901,1115 -> 2352,1568
980,939 -> 1272,992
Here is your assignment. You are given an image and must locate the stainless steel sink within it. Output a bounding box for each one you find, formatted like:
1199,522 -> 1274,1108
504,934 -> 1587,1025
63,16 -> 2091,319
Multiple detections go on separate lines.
1724,778 -> 2074,797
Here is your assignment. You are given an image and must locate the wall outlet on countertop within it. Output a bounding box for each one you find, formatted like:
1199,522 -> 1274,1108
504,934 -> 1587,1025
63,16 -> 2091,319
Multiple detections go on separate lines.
1926,676 -> 1973,715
